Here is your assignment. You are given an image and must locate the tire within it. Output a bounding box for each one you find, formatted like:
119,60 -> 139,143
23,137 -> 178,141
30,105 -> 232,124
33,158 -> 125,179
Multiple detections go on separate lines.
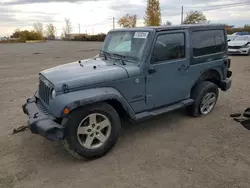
62,102 -> 121,160
186,81 -> 219,117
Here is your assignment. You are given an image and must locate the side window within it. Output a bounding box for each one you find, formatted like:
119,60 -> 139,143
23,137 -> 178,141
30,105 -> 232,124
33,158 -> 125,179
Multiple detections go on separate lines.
192,30 -> 225,57
151,33 -> 185,64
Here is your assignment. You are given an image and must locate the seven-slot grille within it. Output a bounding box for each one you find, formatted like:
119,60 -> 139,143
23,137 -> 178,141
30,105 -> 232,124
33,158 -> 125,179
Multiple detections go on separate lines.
39,79 -> 52,105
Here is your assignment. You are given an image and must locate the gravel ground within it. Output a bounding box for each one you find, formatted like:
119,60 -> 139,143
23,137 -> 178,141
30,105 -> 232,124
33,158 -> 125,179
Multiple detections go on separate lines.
0,41 -> 250,188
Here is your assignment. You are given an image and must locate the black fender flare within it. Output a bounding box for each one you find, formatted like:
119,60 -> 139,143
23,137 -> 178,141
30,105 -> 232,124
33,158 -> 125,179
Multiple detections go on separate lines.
198,68 -> 222,82
190,68 -> 223,94
48,87 -> 136,119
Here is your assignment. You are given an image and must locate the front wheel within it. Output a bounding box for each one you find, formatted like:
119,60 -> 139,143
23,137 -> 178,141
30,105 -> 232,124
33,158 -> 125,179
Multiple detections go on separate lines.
62,102 -> 121,160
186,81 -> 219,117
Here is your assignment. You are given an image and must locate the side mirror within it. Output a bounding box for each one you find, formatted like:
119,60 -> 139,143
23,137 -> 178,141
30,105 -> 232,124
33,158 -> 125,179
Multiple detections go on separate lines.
148,67 -> 156,74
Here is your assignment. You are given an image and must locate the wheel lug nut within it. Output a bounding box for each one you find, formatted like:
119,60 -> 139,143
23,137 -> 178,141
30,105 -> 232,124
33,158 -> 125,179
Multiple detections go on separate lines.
92,124 -> 95,128
90,134 -> 94,137
97,126 -> 100,130
87,129 -> 91,132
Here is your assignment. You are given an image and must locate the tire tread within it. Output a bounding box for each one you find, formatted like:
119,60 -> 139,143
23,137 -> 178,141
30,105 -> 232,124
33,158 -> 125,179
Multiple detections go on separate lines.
186,81 -> 218,117
62,102 -> 121,160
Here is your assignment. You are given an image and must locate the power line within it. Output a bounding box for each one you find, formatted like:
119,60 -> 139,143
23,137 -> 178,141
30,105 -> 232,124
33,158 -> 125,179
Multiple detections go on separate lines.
160,2 -> 250,17
77,20 -> 112,28
184,1 -> 250,9
195,3 -> 250,12
161,1 -> 250,16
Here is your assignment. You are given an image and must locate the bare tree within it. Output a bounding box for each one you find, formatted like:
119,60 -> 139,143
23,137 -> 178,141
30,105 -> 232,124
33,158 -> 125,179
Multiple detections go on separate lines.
63,18 -> 72,39
33,22 -> 44,36
45,24 -> 56,40
163,20 -> 172,26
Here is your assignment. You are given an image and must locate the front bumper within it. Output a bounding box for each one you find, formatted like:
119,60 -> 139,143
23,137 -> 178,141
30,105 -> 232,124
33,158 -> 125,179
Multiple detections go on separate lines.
228,49 -> 249,55
220,78 -> 232,91
22,95 -> 64,141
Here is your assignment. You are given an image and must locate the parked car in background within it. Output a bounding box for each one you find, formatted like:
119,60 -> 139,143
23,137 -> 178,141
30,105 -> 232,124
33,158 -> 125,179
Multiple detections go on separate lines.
0,36 -> 8,41
228,35 -> 250,55
227,34 -> 237,42
232,31 -> 250,36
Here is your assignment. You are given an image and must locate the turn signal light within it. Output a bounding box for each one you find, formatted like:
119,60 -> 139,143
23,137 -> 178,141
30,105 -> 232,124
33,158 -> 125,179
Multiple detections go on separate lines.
64,108 -> 70,115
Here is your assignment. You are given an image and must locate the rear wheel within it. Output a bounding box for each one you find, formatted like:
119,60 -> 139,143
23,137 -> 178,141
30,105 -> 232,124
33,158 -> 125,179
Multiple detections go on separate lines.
62,102 -> 121,159
186,81 -> 219,117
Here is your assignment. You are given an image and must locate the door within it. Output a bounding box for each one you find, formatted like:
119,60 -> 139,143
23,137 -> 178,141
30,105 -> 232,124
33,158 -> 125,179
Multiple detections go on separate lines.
146,30 -> 191,109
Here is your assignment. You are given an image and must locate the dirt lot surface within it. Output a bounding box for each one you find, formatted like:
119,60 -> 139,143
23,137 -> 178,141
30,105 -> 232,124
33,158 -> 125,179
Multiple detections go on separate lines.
1,41 -> 250,188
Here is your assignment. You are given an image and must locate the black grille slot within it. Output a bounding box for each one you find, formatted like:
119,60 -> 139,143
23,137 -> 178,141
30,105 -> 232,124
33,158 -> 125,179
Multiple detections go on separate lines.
37,100 -> 50,116
228,46 -> 241,49
39,79 -> 51,105
37,99 -> 56,120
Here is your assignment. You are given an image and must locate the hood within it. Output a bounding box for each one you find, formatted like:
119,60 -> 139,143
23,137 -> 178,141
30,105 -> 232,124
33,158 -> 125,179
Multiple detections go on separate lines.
228,40 -> 249,46
40,57 -> 140,90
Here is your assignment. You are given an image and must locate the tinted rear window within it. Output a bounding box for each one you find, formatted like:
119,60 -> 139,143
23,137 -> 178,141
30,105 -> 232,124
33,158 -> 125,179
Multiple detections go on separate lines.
192,30 -> 226,57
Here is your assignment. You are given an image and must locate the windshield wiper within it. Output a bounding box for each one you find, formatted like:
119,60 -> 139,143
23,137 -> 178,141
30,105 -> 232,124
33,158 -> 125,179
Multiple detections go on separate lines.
112,53 -> 136,61
113,58 -> 126,65
100,50 -> 111,60
109,53 -> 127,65
111,53 -> 125,59
100,51 -> 126,65
100,50 -> 128,65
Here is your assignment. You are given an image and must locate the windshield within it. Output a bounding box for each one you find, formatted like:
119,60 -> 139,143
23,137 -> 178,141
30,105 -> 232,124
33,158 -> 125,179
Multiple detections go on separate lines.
234,36 -> 250,41
102,31 -> 149,61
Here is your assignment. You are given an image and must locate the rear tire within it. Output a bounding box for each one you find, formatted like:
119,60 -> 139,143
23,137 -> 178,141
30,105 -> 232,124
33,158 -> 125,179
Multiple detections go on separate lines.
62,102 -> 121,160
186,81 -> 219,117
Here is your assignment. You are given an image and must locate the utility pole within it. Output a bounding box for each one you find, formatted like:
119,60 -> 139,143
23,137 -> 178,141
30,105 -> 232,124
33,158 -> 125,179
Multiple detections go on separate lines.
92,27 -> 94,35
181,6 -> 184,24
78,24 -> 81,34
113,17 -> 115,29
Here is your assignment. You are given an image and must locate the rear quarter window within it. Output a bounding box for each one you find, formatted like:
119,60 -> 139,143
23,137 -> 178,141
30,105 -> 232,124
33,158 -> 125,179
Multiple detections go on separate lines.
192,30 -> 226,57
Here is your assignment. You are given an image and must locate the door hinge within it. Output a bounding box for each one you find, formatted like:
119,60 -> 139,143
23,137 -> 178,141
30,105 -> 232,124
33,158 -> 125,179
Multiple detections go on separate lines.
146,94 -> 152,101
145,75 -> 152,83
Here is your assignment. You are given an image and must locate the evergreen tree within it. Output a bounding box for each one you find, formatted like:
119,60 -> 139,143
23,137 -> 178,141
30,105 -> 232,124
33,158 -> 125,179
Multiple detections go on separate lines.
144,0 -> 161,26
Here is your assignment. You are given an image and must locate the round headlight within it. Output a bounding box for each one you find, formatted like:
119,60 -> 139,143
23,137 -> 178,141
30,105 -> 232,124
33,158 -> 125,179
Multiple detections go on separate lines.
51,89 -> 56,99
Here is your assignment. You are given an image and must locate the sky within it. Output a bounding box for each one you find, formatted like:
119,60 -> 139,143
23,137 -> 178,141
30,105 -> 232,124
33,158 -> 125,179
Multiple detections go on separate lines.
0,0 -> 250,37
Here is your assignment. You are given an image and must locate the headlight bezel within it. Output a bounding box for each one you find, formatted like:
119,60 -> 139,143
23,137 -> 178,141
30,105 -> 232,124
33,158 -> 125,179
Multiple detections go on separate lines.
51,89 -> 56,99
241,44 -> 250,48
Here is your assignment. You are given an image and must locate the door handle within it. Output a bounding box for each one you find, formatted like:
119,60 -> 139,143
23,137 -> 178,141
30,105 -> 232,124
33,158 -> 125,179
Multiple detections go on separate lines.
178,64 -> 189,71
148,67 -> 156,74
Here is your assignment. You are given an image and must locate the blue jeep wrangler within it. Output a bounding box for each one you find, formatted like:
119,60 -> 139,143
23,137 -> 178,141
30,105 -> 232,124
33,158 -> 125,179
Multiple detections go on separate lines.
23,24 -> 232,159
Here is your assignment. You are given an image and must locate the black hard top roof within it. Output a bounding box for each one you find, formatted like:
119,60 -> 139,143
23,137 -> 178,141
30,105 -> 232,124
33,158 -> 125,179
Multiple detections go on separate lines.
110,24 -> 226,32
